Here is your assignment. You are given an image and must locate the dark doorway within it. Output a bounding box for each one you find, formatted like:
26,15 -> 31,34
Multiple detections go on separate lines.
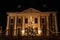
17,28 -> 21,36
9,25 -> 14,36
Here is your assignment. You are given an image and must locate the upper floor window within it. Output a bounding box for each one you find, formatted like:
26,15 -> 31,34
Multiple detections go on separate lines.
35,18 -> 38,23
10,16 -> 14,24
18,19 -> 21,23
11,19 -> 14,23
25,18 -> 28,24
9,16 -> 15,27
17,17 -> 22,26
41,18 -> 45,23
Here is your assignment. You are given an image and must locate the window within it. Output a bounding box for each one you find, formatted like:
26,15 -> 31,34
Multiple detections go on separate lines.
35,18 -> 38,23
10,16 -> 14,24
11,19 -> 14,23
9,17 -> 14,29
42,18 -> 45,23
25,18 -> 28,23
17,17 -> 22,26
18,19 -> 21,23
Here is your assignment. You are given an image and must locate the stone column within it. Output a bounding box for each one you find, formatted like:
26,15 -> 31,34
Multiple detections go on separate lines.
46,16 -> 49,36
14,16 -> 17,36
54,14 -> 58,36
38,17 -> 42,36
40,16 -> 44,36
22,16 -> 24,29
38,17 -> 40,29
6,16 -> 9,36
21,16 -> 25,36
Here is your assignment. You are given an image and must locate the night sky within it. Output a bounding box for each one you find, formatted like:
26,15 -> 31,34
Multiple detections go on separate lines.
0,0 -> 60,32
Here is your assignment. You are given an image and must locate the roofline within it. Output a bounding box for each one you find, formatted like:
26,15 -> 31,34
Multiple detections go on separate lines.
7,8 -> 57,15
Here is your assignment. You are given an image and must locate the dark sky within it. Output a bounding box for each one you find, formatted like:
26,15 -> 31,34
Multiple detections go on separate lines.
0,0 -> 60,32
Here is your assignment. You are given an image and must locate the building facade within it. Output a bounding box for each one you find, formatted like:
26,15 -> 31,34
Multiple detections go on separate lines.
6,8 -> 58,36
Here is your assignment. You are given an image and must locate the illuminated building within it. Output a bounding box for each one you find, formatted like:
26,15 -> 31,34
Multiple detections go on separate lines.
6,8 -> 58,36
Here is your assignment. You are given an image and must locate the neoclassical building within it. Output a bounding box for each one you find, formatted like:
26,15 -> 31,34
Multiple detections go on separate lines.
6,8 -> 58,36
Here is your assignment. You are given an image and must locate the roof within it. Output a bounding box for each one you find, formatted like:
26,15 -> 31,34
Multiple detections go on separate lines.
20,8 -> 41,13
7,8 -> 57,14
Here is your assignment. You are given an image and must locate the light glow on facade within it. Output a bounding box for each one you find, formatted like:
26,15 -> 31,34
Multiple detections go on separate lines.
38,30 -> 42,35
6,8 -> 58,36
22,30 -> 25,36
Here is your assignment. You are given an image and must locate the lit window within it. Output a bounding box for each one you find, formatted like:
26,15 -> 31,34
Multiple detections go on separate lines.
35,18 -> 38,23
25,18 -> 28,23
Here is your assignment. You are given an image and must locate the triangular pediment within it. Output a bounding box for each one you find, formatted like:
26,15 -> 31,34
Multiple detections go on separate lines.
20,8 -> 41,13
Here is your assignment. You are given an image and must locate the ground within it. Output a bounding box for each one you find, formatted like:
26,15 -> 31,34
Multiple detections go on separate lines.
0,35 -> 60,40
